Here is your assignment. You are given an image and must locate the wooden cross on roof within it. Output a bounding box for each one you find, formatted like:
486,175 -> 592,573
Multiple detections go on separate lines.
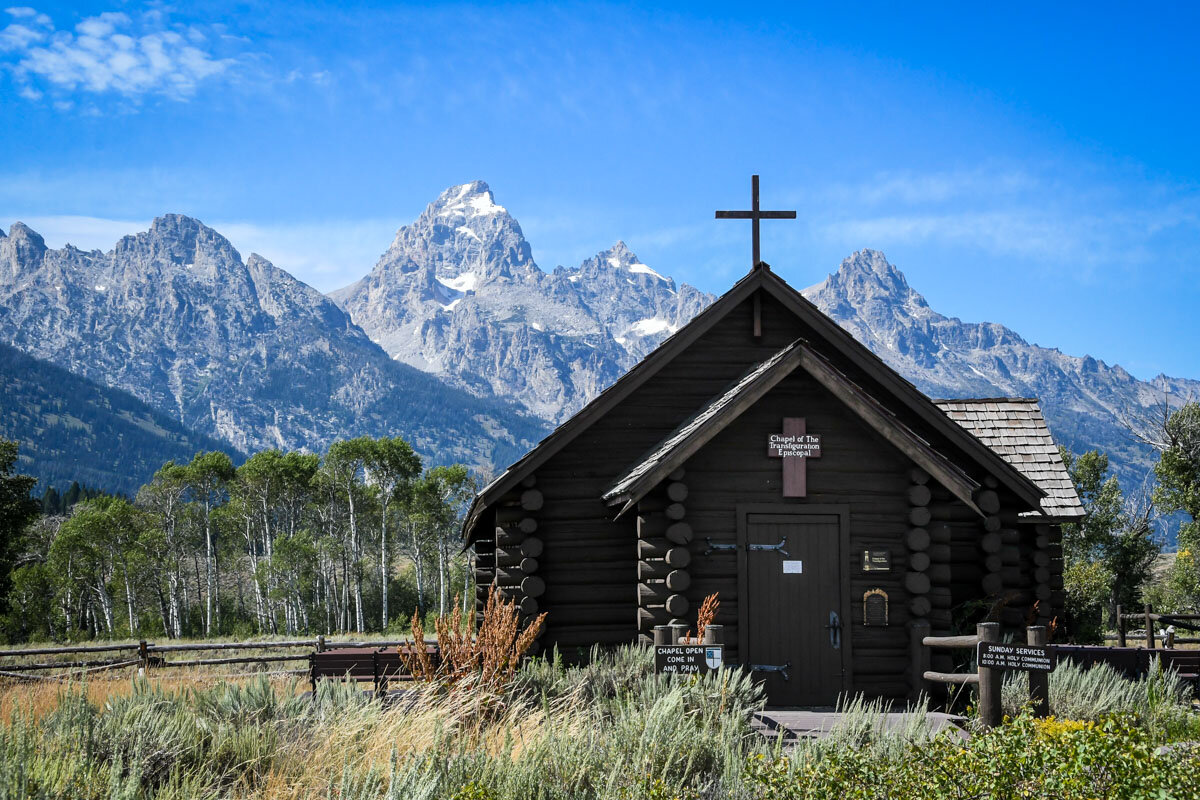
715,175 -> 796,269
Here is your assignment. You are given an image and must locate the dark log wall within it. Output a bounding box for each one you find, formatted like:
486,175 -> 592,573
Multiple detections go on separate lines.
513,293 -> 822,655
681,369 -> 915,700
472,289 -> 1061,691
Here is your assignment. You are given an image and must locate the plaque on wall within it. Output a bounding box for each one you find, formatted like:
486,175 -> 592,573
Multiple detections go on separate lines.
861,550 -> 892,572
863,588 -> 889,626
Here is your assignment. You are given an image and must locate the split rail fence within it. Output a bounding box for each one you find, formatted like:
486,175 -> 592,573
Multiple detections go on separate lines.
0,637 -> 415,682
1113,604 -> 1200,649
916,621 -> 1050,729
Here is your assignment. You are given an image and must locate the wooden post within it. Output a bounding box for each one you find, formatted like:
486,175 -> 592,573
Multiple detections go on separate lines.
910,619 -> 931,701
702,624 -> 724,646
1027,626 -> 1049,718
977,622 -> 1002,729
138,640 -> 148,673
1145,604 -> 1154,650
1116,604 -> 1126,648
316,635 -> 326,653
653,625 -> 671,646
668,623 -> 688,644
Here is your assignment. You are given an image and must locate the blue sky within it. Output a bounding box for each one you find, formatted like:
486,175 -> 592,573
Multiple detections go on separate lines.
3,2 -> 1199,381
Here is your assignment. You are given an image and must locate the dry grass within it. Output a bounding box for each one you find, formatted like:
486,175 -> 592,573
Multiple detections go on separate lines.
0,667 -> 302,722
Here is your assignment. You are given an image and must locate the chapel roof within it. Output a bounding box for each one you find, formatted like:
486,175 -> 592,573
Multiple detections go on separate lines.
934,398 -> 1085,520
462,264 -> 1050,541
603,338 -> 984,516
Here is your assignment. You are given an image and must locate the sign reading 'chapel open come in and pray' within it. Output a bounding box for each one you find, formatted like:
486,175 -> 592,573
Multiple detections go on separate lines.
767,417 -> 822,497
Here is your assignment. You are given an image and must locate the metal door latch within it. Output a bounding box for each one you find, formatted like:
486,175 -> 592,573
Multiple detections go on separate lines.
825,611 -> 842,649
704,538 -> 739,556
750,662 -> 791,681
747,538 -> 790,557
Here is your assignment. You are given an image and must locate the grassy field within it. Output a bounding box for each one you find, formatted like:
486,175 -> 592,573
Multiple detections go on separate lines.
1,647 -> 1200,799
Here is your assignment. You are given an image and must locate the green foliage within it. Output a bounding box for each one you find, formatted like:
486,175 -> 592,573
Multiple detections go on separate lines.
39,482 -> 109,516
0,438 -> 37,619
1059,448 -> 1160,641
2,433 -> 478,643
0,650 -> 1198,799
744,714 -> 1200,799
1149,403 -> 1200,610
1002,657 -> 1195,738
1155,401 -> 1200,520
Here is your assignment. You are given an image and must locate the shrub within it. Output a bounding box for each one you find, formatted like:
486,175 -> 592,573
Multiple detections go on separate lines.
746,712 -> 1200,799
400,586 -> 546,692
1002,656 -> 1196,738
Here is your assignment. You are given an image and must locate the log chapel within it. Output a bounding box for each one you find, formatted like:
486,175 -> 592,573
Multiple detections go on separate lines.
462,237 -> 1083,708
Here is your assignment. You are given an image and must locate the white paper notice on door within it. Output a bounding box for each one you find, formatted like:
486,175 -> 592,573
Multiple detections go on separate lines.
782,560 -> 804,574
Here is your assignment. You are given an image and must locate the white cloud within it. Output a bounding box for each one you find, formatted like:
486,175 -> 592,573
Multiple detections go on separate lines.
825,167 -> 1040,207
2,6 -> 242,100
212,219 -> 399,291
823,211 -> 1098,262
812,167 -> 1200,271
9,214 -> 151,250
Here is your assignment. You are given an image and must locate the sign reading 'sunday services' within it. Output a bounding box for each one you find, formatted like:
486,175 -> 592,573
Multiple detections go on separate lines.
977,642 -> 1056,672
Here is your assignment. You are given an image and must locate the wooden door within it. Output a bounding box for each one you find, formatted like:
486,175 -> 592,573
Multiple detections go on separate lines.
741,510 -> 848,707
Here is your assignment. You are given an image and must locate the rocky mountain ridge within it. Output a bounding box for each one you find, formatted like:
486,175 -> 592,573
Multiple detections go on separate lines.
331,181 -> 712,420
2,182 -> 1195,499
802,249 -> 1200,488
0,215 -> 546,472
0,341 -> 239,495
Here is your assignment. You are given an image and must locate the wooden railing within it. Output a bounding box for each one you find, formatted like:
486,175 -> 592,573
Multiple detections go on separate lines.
917,621 -> 1050,729
0,637 -> 415,679
1115,604 -> 1200,648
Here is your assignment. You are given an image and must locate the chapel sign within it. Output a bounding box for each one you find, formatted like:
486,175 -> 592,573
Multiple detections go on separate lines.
767,417 -> 822,497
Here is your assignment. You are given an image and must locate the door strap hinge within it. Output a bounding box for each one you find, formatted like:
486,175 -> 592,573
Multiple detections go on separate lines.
704,538 -> 739,556
747,538 -> 790,558
750,662 -> 791,681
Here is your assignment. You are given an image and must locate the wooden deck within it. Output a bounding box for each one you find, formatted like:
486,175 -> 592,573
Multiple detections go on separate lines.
752,709 -> 969,743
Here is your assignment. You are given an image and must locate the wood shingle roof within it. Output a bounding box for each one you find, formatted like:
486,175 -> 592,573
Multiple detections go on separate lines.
603,338 -> 986,516
934,398 -> 1084,520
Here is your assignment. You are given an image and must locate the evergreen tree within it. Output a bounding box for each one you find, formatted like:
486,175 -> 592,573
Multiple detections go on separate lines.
0,439 -> 38,619
41,486 -> 61,515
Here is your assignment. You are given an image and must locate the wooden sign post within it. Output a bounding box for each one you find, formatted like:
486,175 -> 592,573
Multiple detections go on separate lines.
767,417 -> 822,497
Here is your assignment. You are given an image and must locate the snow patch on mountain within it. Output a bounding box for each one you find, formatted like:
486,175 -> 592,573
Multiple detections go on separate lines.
631,317 -> 676,336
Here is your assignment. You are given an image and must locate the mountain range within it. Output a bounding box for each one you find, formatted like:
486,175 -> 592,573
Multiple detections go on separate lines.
0,340 -> 238,496
1,180 -> 1195,499
0,213 -> 547,482
330,181 -> 710,421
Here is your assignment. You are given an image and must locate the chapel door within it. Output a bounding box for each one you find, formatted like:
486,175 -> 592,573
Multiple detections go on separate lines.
743,511 -> 847,706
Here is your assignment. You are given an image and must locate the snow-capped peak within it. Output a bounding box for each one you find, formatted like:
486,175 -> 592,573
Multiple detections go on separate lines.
436,181 -> 507,218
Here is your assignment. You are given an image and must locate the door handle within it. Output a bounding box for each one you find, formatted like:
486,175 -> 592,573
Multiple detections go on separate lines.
825,611 -> 842,649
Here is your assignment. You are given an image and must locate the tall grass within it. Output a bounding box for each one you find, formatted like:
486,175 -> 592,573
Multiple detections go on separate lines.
0,649 -> 1196,799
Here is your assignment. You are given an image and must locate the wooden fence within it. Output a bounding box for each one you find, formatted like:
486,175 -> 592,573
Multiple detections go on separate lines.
0,637 -> 415,680
917,622 -> 1050,729
1113,604 -> 1200,648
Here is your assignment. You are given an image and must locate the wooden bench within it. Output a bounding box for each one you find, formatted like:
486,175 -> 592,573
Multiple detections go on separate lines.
309,645 -> 434,697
